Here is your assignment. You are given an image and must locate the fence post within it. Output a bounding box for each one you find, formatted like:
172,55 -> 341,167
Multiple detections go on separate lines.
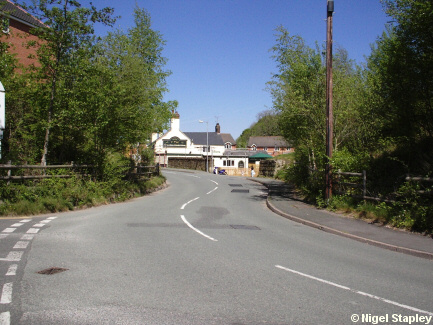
156,163 -> 160,176
363,170 -> 367,198
7,160 -> 11,185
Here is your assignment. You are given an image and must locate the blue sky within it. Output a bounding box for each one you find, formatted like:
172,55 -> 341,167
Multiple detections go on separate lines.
89,0 -> 389,140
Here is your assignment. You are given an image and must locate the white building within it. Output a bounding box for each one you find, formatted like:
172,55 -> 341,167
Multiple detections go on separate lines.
153,112 -> 253,175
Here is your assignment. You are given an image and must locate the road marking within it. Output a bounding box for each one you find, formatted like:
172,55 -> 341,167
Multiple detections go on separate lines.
47,217 -> 57,220
5,265 -> 17,276
207,187 -> 218,195
181,215 -> 218,242
32,223 -> 45,228
13,241 -> 29,249
10,223 -> 24,228
26,228 -> 40,234
180,197 -> 200,210
275,265 -> 433,317
0,251 -> 24,262
21,234 -> 34,240
0,234 -> 8,239
2,229 -> 16,234
21,219 -> 31,222
0,283 -> 12,304
0,312 -> 10,325
40,220 -> 51,224
210,180 -> 218,185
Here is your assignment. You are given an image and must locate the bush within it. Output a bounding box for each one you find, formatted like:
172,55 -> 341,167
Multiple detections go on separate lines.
0,173 -> 166,217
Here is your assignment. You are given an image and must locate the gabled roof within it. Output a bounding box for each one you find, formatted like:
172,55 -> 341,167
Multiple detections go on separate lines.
183,132 -> 225,146
1,0 -> 46,28
248,136 -> 291,148
220,133 -> 235,145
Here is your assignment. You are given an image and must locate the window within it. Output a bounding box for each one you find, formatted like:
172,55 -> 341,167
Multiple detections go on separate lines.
224,160 -> 235,166
1,17 -> 9,34
252,145 -> 257,151
275,147 -> 280,151
225,142 -> 231,149
238,161 -> 244,168
263,147 -> 268,151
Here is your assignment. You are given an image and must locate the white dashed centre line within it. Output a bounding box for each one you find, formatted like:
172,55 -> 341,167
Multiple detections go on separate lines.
180,197 -> 200,210
206,187 -> 218,195
181,215 -> 218,242
275,265 -> 433,317
26,228 -> 40,234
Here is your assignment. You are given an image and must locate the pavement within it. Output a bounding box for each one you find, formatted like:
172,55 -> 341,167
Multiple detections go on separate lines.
251,177 -> 433,260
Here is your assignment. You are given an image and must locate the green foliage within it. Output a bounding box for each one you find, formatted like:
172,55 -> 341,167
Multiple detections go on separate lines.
391,181 -> 433,232
0,174 -> 166,216
367,0 -> 433,142
3,1 -> 172,168
236,110 -> 280,148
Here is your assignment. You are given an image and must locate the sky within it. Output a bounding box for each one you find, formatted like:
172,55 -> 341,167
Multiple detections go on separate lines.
88,0 -> 390,140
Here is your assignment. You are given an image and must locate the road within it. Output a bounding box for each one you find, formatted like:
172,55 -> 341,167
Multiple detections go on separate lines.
1,169 -> 432,324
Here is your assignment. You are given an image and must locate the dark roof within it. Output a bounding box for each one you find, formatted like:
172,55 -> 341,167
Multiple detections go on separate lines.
1,0 -> 46,28
184,132 -> 225,146
248,136 -> 291,148
220,133 -> 235,145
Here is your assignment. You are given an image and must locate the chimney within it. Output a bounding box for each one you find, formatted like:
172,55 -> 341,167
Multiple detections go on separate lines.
170,111 -> 180,131
215,123 -> 220,134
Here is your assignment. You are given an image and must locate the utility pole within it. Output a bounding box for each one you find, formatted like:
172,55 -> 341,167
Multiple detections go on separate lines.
0,81 -> 5,160
199,120 -> 209,172
325,0 -> 334,201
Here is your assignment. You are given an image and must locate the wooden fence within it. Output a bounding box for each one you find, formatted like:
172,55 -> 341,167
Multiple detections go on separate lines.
334,170 -> 433,202
0,162 -> 160,182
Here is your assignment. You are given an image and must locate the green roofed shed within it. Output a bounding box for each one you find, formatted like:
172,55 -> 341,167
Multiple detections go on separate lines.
249,152 -> 273,159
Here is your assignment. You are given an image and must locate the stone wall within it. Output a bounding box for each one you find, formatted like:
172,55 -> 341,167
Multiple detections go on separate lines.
168,157 -> 207,171
259,159 -> 289,177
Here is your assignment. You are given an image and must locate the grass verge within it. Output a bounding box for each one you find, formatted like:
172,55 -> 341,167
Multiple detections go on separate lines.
0,175 -> 166,217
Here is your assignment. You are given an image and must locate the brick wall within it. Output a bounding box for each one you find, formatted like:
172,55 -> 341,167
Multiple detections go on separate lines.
1,19 -> 41,68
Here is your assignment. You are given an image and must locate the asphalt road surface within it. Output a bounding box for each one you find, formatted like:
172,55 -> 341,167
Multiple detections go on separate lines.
1,169 -> 432,324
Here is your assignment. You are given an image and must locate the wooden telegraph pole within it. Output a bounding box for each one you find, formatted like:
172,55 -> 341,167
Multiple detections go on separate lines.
325,0 -> 334,201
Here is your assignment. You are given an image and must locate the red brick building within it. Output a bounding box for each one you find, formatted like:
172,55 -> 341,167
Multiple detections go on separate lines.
1,0 -> 46,68
247,136 -> 294,157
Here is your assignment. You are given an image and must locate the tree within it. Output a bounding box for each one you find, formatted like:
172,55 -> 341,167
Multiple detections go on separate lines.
17,0 -> 116,165
268,27 -> 371,197
89,6 -> 174,157
368,0 -> 433,142
268,27 -> 325,170
236,109 -> 280,148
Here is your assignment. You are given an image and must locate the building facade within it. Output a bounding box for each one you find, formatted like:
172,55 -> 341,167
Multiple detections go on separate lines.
1,0 -> 46,69
152,113 -> 250,174
247,136 -> 293,156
